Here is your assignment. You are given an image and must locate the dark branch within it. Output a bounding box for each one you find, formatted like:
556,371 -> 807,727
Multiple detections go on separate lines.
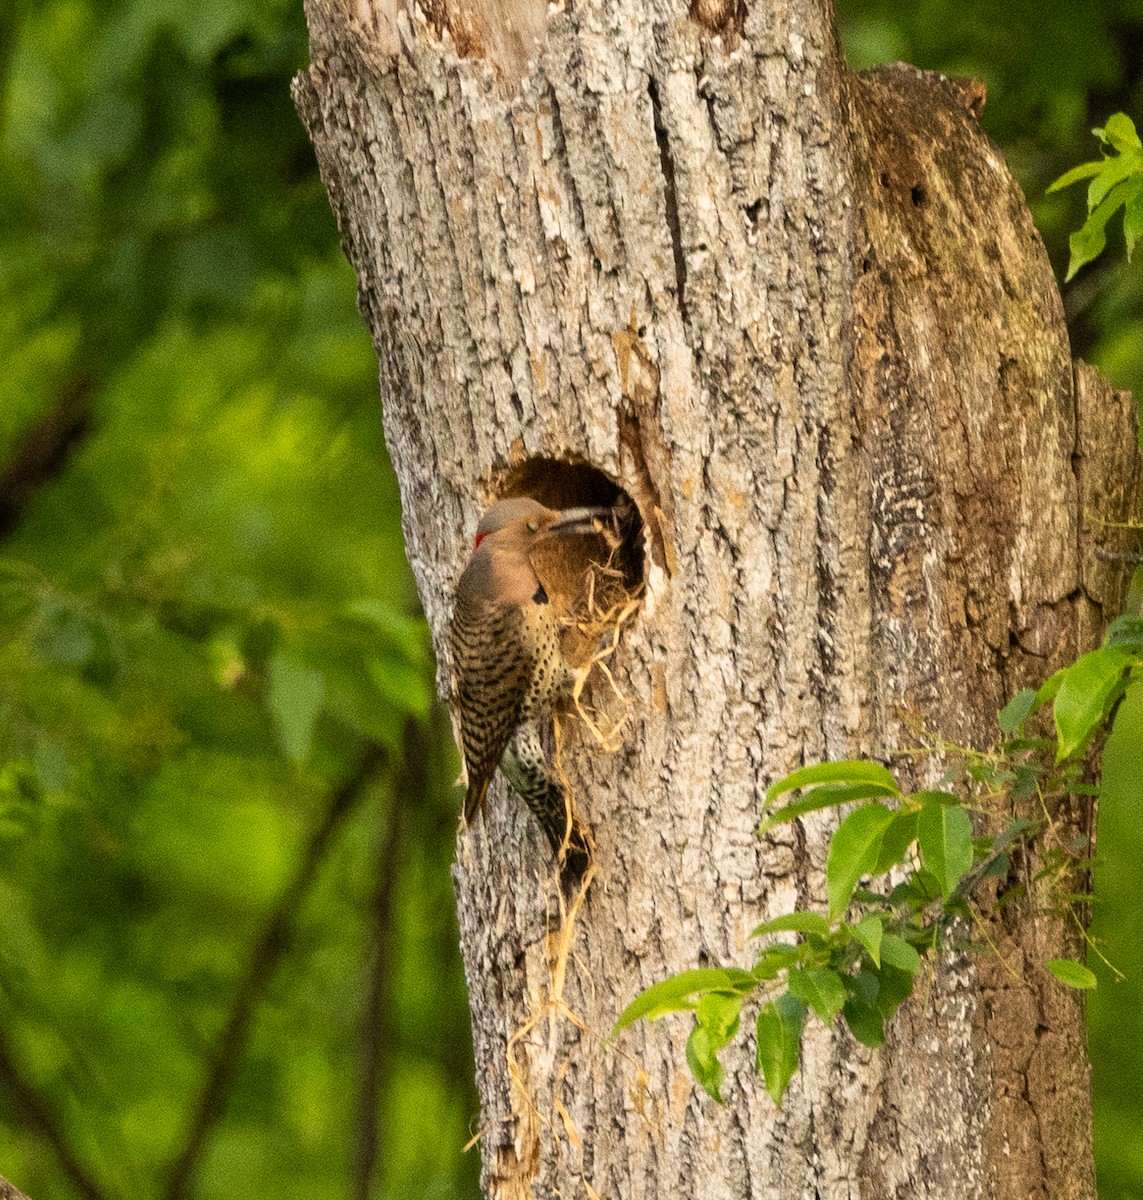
353,720 -> 421,1199
164,744 -> 388,1200
0,1026 -> 111,1200
0,378 -> 94,537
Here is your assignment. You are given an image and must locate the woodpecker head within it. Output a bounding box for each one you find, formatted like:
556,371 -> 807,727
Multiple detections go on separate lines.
472,497 -> 553,550
472,497 -> 614,550
458,497 -> 617,608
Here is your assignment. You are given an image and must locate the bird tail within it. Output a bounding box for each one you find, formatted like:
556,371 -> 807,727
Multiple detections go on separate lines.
464,777 -> 490,825
533,784 -> 591,887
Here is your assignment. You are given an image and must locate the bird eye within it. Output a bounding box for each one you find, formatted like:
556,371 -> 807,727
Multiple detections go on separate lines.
527,520 -> 539,532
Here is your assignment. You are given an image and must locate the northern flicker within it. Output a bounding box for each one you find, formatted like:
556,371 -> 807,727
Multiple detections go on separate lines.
449,496 -> 616,882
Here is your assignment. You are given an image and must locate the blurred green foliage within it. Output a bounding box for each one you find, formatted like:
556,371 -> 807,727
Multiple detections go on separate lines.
0,0 -> 1141,1198
0,1 -> 476,1197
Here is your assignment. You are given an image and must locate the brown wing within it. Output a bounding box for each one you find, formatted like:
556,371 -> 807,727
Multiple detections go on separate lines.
450,594 -> 536,824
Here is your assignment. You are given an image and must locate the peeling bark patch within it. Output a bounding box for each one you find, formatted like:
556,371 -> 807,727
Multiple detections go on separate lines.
619,404 -> 672,577
612,326 -> 678,578
688,0 -> 747,36
416,0 -> 551,88
490,1036 -> 542,1200
938,73 -> 988,119
647,77 -> 689,325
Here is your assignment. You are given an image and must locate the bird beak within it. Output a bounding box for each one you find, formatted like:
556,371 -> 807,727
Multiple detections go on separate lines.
547,506 -> 618,536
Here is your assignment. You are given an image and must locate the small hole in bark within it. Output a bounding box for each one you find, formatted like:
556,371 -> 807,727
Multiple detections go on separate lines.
745,198 -> 763,226
911,184 -> 927,207
879,171 -> 892,187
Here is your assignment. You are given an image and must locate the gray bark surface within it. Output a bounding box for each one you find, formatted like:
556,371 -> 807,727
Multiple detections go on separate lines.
294,1 -> 1141,1195
0,1175 -> 32,1200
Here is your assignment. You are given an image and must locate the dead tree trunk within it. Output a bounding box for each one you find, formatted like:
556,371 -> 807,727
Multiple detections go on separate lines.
294,0 -> 1140,1195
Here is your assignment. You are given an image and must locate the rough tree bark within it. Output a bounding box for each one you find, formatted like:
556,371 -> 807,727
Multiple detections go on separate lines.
0,1174 -> 32,1200
294,0 -> 1141,1196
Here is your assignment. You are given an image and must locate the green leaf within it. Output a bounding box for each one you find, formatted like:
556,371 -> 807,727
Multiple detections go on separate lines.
917,799 -> 973,898
1101,112 -> 1142,152
613,967 -> 756,1032
1046,159 -> 1107,193
1066,178 -> 1143,280
848,969 -> 878,1006
755,994 -> 806,1106
696,990 -> 743,1040
1105,614 -> 1143,652
268,652 -> 325,764
990,816 -> 1038,856
1127,566 -> 1143,617
687,990 -> 745,1100
750,911 -> 832,939
1088,147 -> 1143,208
826,803 -> 897,917
787,966 -> 848,1022
1037,669 -> 1066,706
687,1023 -> 726,1103
343,599 -> 431,665
1046,958 -> 1097,990
880,935 -> 922,975
753,943 -> 804,980
891,870 -> 942,906
765,760 -> 899,804
999,687 -> 1038,733
979,853 -> 1011,880
874,810 -> 918,873
842,995 -> 885,1047
1053,646 -> 1132,761
366,653 -> 432,721
1126,193 -> 1143,259
760,782 -> 900,833
851,915 -> 884,966
0,561 -> 39,644
912,790 -> 962,807
1066,221 -> 1106,281
1009,763 -> 1045,801
874,964 -> 916,1017
1110,677 -> 1143,744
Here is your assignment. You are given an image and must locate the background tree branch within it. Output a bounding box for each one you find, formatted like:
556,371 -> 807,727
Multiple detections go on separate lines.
0,1027 -> 110,1200
165,744 -> 388,1200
